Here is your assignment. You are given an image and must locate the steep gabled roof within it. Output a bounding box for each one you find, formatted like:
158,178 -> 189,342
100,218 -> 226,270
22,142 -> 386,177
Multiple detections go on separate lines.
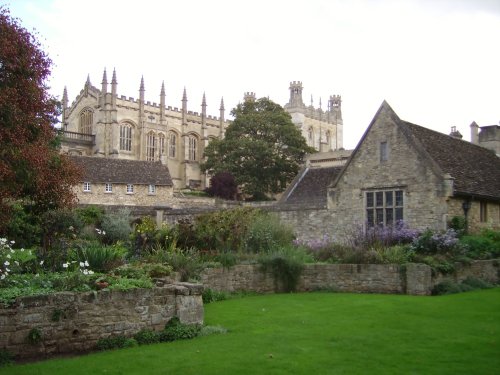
281,166 -> 343,207
402,122 -> 500,200
331,101 -> 500,201
70,156 -> 173,186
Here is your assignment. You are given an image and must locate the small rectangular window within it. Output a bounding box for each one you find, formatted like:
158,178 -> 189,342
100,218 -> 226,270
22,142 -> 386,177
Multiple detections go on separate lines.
380,141 -> 388,162
366,189 -> 404,227
385,191 -> 393,207
376,192 -> 384,207
148,184 -> 156,194
480,202 -> 488,222
105,183 -> 113,193
395,190 -> 403,206
126,184 -> 134,194
83,182 -> 91,192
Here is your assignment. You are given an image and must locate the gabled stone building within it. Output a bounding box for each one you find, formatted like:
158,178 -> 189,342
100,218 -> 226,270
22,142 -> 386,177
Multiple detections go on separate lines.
327,101 -> 500,235
60,69 -> 229,190
70,156 -> 173,206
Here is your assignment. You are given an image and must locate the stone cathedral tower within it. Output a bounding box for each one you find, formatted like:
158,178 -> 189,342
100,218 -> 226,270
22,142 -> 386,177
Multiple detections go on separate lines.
284,81 -> 343,152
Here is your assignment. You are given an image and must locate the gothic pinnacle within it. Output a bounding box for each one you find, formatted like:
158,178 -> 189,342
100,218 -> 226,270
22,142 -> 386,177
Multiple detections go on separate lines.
111,68 -> 117,84
161,81 -> 165,96
101,68 -> 108,84
140,76 -> 145,91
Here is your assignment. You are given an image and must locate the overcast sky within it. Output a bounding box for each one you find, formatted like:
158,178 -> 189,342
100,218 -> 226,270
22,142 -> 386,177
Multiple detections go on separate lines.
5,0 -> 500,149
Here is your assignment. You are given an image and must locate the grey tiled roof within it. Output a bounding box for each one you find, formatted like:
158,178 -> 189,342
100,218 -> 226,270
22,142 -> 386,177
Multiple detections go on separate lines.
281,166 -> 343,207
403,121 -> 500,200
70,156 -> 173,186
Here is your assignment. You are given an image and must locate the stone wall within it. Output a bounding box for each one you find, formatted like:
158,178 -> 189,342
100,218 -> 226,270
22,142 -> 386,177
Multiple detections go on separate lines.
201,260 -> 498,296
0,282 -> 203,360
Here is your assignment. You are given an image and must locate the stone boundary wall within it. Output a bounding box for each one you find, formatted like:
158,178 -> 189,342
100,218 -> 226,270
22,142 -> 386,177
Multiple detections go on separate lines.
201,260 -> 499,296
0,282 -> 203,360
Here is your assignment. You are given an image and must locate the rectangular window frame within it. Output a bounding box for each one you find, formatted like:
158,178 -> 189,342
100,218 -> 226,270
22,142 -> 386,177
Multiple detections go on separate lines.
126,184 -> 134,194
480,202 -> 488,223
148,184 -> 156,194
105,183 -> 113,193
380,141 -> 388,162
83,182 -> 91,192
366,189 -> 404,227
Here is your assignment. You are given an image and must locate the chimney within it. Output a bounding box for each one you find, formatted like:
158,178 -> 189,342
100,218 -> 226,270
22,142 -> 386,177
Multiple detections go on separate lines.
470,121 -> 479,144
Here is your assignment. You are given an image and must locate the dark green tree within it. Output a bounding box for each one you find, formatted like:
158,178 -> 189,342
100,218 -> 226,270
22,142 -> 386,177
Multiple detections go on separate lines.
202,98 -> 314,199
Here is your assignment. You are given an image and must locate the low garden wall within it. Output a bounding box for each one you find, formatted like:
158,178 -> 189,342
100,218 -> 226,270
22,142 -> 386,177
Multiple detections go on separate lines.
0,282 -> 203,360
201,260 -> 499,295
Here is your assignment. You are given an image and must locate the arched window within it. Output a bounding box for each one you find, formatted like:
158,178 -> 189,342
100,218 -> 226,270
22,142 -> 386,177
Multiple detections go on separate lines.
168,131 -> 177,158
188,134 -> 198,161
146,131 -> 156,161
79,108 -> 93,134
119,123 -> 133,151
158,133 -> 166,158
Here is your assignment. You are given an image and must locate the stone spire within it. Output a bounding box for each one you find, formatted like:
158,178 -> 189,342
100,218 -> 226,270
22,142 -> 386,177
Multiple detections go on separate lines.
181,87 -> 187,126
111,68 -> 117,109
100,68 -> 108,107
201,92 -> 207,118
84,74 -> 91,96
160,81 -> 166,123
62,86 -> 68,129
219,97 -> 225,138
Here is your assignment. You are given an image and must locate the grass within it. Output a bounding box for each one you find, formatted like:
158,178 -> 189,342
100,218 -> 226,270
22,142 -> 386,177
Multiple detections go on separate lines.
2,289 -> 499,374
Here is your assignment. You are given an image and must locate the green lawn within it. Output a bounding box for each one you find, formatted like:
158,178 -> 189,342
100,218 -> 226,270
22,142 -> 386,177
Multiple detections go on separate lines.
3,289 -> 499,375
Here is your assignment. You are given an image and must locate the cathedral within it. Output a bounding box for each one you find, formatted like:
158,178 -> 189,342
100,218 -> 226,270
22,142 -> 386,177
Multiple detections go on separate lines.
60,70 -> 344,190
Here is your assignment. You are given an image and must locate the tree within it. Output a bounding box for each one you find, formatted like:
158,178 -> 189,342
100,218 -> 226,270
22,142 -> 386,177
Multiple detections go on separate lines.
0,7 -> 81,230
205,171 -> 238,200
202,97 -> 314,199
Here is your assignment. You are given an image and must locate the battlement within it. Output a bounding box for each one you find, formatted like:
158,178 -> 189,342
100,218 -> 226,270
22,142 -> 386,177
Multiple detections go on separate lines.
289,81 -> 303,87
244,92 -> 256,102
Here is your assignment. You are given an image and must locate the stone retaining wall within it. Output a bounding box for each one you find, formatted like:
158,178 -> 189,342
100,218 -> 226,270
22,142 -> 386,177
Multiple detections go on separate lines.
0,282 -> 203,360
201,260 -> 498,296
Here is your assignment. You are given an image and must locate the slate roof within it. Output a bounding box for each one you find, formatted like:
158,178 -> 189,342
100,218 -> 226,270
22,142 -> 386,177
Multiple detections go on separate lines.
402,121 -> 500,200
70,156 -> 173,186
280,166 -> 343,207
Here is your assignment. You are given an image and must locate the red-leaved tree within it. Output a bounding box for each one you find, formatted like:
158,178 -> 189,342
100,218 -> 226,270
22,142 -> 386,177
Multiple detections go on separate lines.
0,7 -> 81,230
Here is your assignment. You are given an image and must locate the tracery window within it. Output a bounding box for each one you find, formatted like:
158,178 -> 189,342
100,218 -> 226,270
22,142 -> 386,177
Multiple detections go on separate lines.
158,133 -> 166,158
188,134 -> 198,161
146,132 -> 156,161
168,131 -> 177,158
119,123 -> 133,151
79,108 -> 93,134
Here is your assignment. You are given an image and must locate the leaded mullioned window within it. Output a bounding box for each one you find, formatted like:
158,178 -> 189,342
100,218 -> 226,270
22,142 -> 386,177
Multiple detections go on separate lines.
366,190 -> 403,227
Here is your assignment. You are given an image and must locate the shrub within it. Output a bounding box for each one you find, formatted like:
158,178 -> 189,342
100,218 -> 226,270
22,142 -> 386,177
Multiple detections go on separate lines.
449,216 -> 467,234
27,328 -> 42,345
460,232 -> 500,259
71,241 -> 127,273
461,277 -> 493,289
205,172 -> 238,200
160,317 -> 201,342
134,329 -> 160,345
101,209 -> 132,245
75,206 -> 105,226
0,349 -> 13,367
3,202 -> 41,249
105,276 -> 153,291
213,252 -> 237,269
194,207 -> 260,252
165,248 -> 204,282
96,335 -> 129,351
132,216 -> 157,255
259,246 -> 310,292
375,245 -> 413,264
243,212 -> 295,253
142,263 -> 173,278
202,288 -> 229,304
432,277 -> 493,295
411,229 -> 464,256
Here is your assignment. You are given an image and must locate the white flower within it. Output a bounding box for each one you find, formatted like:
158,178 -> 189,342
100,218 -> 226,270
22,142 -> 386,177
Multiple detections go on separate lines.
5,268 -> 10,272
40,260 -> 44,265
0,275 -> 5,280
84,261 -> 89,267
83,269 -> 89,275
62,263 -> 69,268
4,261 -> 9,266
102,231 -> 106,235
88,270 -> 94,275
6,254 -> 11,259
10,240 -> 15,244
79,262 -> 85,268
10,249 -> 14,253
20,248 -> 24,252
35,273 -> 39,277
